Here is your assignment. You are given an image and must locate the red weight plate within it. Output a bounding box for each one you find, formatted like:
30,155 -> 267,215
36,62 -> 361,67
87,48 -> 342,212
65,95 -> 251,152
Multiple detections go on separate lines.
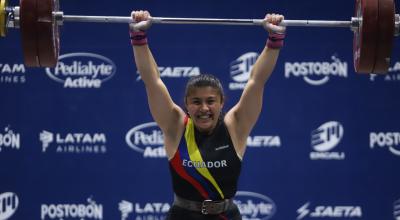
353,0 -> 379,73
36,0 -> 59,67
372,0 -> 395,73
20,0 -> 40,67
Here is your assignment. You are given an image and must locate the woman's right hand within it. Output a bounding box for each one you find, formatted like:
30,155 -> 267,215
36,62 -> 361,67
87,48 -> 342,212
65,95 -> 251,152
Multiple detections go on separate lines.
130,10 -> 152,31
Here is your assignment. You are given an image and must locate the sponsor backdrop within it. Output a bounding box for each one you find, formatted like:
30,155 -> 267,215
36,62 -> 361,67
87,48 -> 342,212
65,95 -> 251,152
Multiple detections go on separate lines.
1,0 -> 400,219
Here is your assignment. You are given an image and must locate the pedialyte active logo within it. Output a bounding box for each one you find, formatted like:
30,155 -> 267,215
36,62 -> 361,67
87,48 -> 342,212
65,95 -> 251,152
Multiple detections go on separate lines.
297,202 -> 362,219
0,192 -> 19,220
370,132 -> 400,156
126,122 -> 166,158
45,52 -> 116,88
136,66 -> 200,81
119,200 -> 170,220
0,63 -> 26,84
0,126 -> 20,152
310,121 -> 345,160
233,191 -> 276,220
285,55 -> 348,86
39,130 -> 107,154
229,52 -> 259,90
41,197 -> 103,220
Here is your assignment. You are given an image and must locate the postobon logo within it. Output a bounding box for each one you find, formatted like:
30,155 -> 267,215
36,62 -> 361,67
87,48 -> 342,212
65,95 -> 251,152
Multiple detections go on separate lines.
0,126 -> 20,152
0,192 -> 19,220
297,202 -> 362,219
370,132 -> 400,156
234,191 -> 276,220
310,121 -> 345,160
229,52 -> 259,90
126,122 -> 166,158
45,52 -> 116,88
41,198 -> 103,220
285,55 -> 348,86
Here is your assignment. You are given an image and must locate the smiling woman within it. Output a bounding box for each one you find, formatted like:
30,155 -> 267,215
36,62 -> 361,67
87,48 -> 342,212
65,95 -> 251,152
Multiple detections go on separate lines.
130,10 -> 285,220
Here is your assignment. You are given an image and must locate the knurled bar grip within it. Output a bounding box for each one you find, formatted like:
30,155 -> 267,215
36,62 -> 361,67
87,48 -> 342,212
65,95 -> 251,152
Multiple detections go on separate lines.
62,15 -> 354,28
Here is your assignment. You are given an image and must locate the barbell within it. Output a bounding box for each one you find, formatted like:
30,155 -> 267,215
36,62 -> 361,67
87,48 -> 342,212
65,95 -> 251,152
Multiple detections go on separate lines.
1,0 -> 399,73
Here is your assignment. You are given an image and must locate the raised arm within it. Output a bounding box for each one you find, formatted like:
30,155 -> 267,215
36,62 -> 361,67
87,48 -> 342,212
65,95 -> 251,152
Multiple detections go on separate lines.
225,14 -> 286,156
130,11 -> 186,145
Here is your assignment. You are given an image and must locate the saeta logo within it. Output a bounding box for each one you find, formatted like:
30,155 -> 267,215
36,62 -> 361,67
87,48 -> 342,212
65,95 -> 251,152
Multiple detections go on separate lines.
285,55 -> 348,86
45,52 -> 116,88
234,191 -> 276,220
0,192 -> 19,220
297,202 -> 362,219
136,66 -> 200,81
310,121 -> 345,160
229,52 -> 259,90
126,122 -> 166,158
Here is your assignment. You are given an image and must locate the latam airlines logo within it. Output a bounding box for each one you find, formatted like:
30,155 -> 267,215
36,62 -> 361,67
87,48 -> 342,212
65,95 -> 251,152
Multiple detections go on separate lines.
0,192 -> 19,220
370,132 -> 400,156
126,122 -> 166,158
310,121 -> 345,160
39,130 -> 107,154
136,66 -> 200,81
234,191 -> 276,220
41,197 -> 103,220
0,126 -> 20,152
297,202 -> 362,219
229,52 -> 259,90
45,53 -> 116,88
119,200 -> 170,220
0,63 -> 26,84
369,61 -> 400,82
285,55 -> 348,86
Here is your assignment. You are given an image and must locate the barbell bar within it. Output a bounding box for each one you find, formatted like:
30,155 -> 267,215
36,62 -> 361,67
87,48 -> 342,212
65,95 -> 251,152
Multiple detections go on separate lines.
0,0 -> 399,73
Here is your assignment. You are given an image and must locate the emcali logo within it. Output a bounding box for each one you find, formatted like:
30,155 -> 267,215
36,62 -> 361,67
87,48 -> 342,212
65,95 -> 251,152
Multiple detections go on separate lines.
234,191 -> 276,220
297,202 -> 362,219
285,55 -> 348,86
229,52 -> 259,90
45,52 -> 116,88
0,192 -> 19,220
126,122 -> 166,158
310,121 -> 345,160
